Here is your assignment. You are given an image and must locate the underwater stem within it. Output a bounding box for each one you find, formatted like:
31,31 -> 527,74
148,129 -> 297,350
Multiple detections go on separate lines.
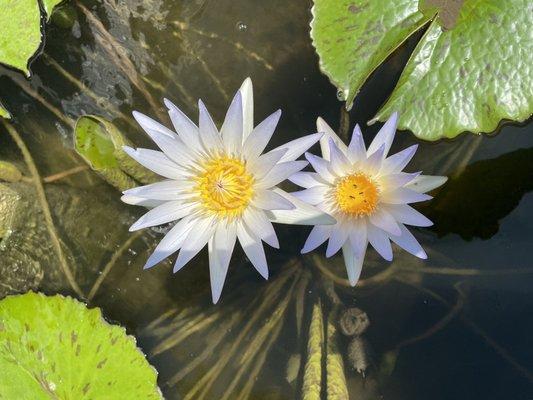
2,122 -> 84,298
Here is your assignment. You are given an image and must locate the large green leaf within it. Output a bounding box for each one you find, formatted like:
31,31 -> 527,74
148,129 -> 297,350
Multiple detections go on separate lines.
310,0 -> 430,106
0,292 -> 162,399
311,0 -> 533,140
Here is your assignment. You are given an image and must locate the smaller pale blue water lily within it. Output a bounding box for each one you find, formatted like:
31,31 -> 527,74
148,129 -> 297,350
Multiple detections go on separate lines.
290,113 -> 447,285
121,78 -> 334,303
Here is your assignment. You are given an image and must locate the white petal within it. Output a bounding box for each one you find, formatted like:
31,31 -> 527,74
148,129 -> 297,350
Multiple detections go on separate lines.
385,204 -> 433,227
369,208 -> 401,236
348,220 -> 367,258
208,222 -> 237,303
132,112 -> 190,163
237,221 -> 269,279
130,201 -> 195,231
326,222 -> 350,257
253,189 -> 295,210
242,208 -> 279,248
123,180 -> 192,200
144,216 -> 196,269
173,217 -> 216,272
367,225 -> 393,261
381,145 -> 418,174
164,98 -> 203,152
364,143 -> 385,174
291,185 -> 330,205
382,187 -> 432,204
123,147 -> 184,179
239,77 -> 254,140
367,111 -> 398,157
288,172 -> 327,188
272,133 -> 323,162
256,160 -> 308,189
198,100 -> 223,152
220,91 -> 243,154
328,138 -> 351,176
305,152 -> 336,183
405,175 -> 448,193
132,111 -> 196,167
266,188 -> 336,225
389,224 -> 427,259
347,124 -> 367,162
317,117 -> 348,160
381,172 -> 420,190
247,148 -> 287,178
342,242 -> 366,286
243,110 -> 281,161
133,111 -> 177,140
121,195 -> 166,208
301,224 -> 334,253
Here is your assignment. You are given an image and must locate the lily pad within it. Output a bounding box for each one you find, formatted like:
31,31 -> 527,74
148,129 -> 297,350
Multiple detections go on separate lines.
0,0 -> 63,76
0,0 -> 64,119
0,292 -> 162,399
311,0 -> 533,140
74,115 -> 158,191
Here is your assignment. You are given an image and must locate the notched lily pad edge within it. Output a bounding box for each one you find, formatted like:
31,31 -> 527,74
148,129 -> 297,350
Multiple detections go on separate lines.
309,3 -> 433,111
369,16 -> 533,141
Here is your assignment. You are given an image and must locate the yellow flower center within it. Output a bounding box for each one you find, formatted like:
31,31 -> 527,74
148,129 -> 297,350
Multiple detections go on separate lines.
195,156 -> 254,217
334,173 -> 379,216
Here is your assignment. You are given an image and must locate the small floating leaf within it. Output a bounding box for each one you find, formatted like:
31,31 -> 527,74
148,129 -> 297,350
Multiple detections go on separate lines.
0,161 -> 22,183
0,292 -> 162,399
0,104 -> 10,120
74,115 -> 158,191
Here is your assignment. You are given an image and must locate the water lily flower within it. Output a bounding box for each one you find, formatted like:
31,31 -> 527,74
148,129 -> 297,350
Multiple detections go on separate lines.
121,78 -> 335,303
291,113 -> 447,285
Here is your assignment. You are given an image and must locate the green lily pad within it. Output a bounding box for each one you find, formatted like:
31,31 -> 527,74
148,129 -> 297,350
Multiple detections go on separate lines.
310,0 -> 429,106
0,0 -> 64,119
0,0 -> 63,76
74,115 -> 158,191
0,292 -> 162,399
311,0 -> 533,140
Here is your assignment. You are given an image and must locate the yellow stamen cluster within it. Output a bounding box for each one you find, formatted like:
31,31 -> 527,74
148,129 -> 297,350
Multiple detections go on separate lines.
195,156 -> 254,217
334,173 -> 379,216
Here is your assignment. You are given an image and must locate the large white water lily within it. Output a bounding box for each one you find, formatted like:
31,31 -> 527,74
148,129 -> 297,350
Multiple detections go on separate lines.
291,113 -> 447,285
121,78 -> 335,303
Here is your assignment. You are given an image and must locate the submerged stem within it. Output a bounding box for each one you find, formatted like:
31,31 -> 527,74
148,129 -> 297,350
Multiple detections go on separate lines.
2,122 -> 84,298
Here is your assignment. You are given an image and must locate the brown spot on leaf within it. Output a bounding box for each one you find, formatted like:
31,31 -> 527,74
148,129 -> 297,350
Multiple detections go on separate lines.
348,3 -> 368,14
420,0 -> 465,30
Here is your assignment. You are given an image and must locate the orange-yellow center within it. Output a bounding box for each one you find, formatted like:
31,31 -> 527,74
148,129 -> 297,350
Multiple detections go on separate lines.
334,173 -> 379,216
195,156 -> 254,217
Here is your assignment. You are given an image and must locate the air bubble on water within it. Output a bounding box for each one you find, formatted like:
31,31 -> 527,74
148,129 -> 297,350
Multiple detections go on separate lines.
336,89 -> 347,101
236,21 -> 248,32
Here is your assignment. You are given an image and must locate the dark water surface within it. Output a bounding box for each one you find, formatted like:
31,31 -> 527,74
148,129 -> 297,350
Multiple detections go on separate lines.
0,0 -> 532,398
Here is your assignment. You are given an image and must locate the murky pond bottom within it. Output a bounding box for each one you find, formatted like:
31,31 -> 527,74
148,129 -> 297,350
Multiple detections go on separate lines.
0,0 -> 532,399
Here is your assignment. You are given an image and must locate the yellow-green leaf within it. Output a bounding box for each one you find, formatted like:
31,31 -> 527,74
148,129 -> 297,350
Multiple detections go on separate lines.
0,292 -> 162,399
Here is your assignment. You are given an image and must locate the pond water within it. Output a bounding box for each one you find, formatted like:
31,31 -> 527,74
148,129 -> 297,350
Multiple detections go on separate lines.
0,0 -> 532,398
